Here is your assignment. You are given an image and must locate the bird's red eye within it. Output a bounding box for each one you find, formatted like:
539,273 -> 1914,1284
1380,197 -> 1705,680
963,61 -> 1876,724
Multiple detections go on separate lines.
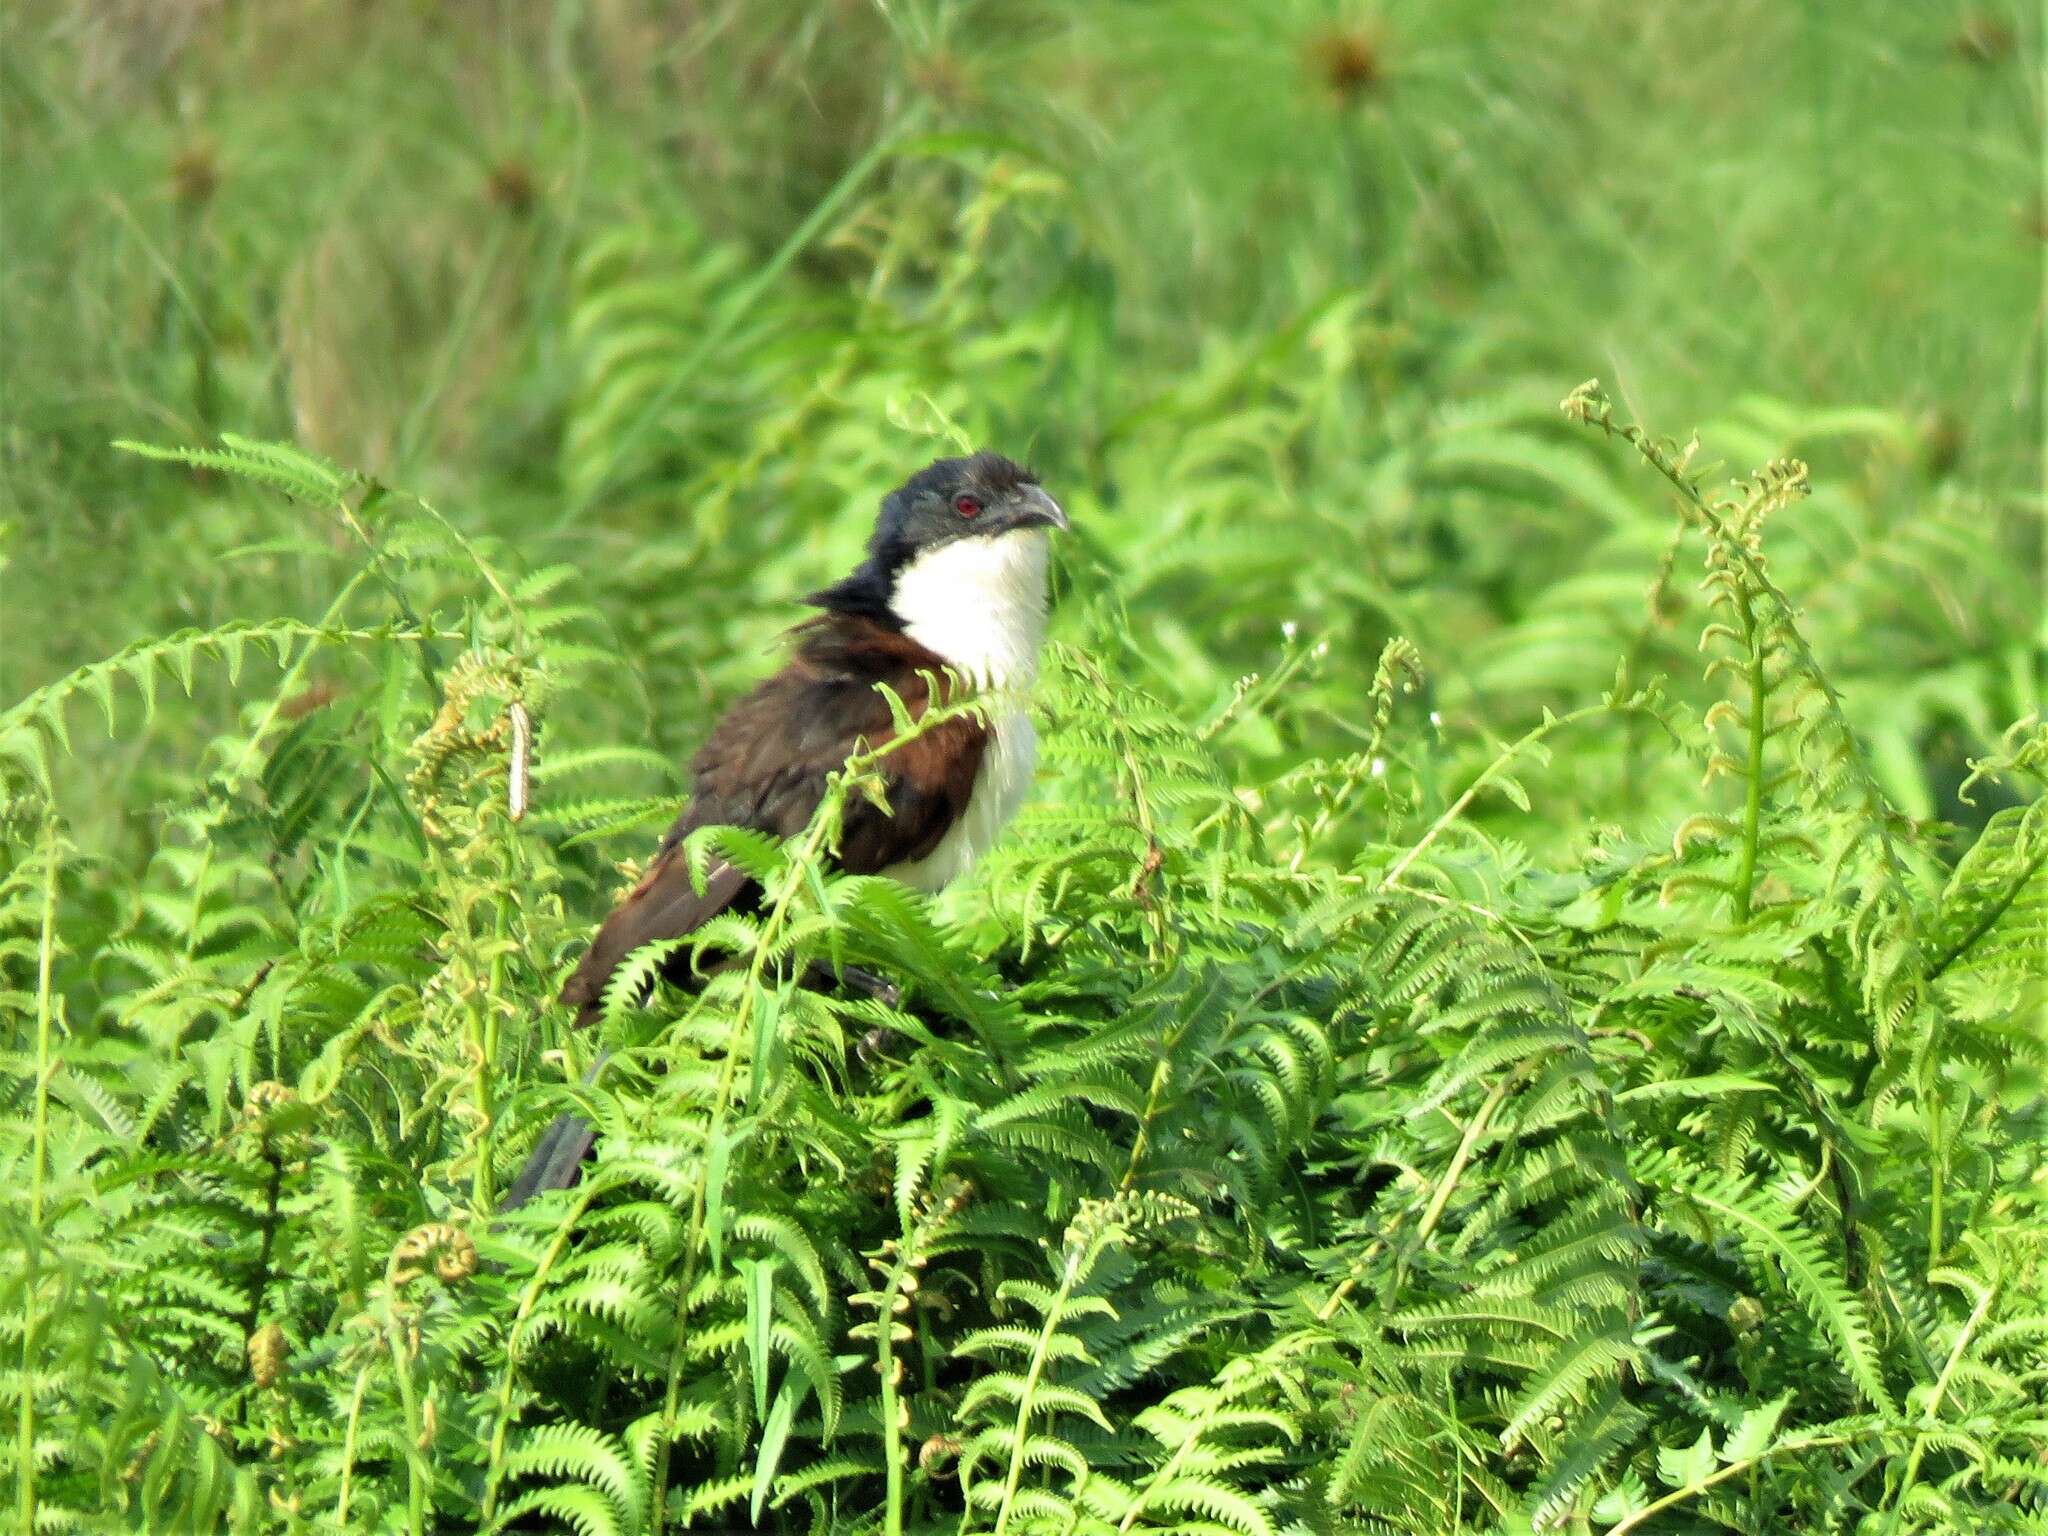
953,494 -> 982,518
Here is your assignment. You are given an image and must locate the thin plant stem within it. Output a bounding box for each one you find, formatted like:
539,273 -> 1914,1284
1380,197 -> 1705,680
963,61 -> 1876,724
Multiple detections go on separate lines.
383,1313 -> 429,1536
872,1246 -> 917,1536
1731,585 -> 1768,923
15,821 -> 60,1535
334,1362 -> 375,1528
1383,699 -> 1654,890
479,1180 -> 608,1523
1606,1434 -> 1861,1535
989,1244 -> 1086,1536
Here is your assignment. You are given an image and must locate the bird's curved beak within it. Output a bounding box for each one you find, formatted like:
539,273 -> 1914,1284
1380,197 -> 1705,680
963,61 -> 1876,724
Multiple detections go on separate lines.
1008,484 -> 1070,533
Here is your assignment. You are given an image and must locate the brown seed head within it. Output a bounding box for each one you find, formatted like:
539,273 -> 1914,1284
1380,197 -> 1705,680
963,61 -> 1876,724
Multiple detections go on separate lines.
1952,13 -> 2015,66
1304,25 -> 1385,105
911,49 -> 970,109
1918,408 -> 1965,479
486,158 -> 538,216
170,142 -> 219,208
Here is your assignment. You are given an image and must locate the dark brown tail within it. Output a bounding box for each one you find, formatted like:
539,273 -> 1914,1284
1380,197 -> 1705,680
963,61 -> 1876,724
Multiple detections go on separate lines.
502,854 -> 752,1210
499,1053 -> 608,1211
499,956 -> 907,1212
556,852 -> 752,1023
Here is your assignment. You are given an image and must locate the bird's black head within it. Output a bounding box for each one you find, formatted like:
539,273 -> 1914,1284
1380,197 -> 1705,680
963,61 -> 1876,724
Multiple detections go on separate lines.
809,451 -> 1068,621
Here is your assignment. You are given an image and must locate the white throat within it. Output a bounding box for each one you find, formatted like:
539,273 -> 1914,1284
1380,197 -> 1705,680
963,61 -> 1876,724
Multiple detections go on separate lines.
878,528 -> 1050,894
889,528 -> 1051,692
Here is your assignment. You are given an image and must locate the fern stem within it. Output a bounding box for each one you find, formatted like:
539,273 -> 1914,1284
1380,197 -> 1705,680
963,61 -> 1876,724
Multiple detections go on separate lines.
649,825 -> 827,1532
181,843 -> 214,961
1568,386 -> 1917,914
240,1149 -> 285,1347
334,493 -> 445,694
383,1313 -> 430,1536
989,1247 -> 1085,1536
223,564 -> 374,788
1407,1070 -> 1515,1262
650,910 -> 796,1532
334,1362 -> 375,1528
881,1345 -> 906,1536
1381,700 -> 1647,891
873,1247 -> 917,1536
472,874 -> 515,1213
1730,589 -> 1769,922
1117,1059 -> 1170,1194
14,820 -> 59,1536
1311,1237 -> 1387,1323
1618,524 -> 1687,813
1925,1088 -> 1945,1262
648,813 -> 843,1524
478,1180 -> 608,1523
404,493 -> 530,651
1111,1385 -> 1220,1536
1926,839 -> 2048,977
1605,1431 -> 1857,1535
1112,1339 -> 1311,1536
1063,647 -> 1170,959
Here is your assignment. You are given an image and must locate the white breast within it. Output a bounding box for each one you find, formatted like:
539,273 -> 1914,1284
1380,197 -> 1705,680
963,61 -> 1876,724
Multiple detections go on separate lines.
879,710 -> 1037,893
879,528 -> 1050,892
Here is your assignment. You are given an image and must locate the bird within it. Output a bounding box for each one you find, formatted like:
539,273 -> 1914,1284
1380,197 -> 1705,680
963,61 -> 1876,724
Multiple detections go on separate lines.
500,451 -> 1068,1210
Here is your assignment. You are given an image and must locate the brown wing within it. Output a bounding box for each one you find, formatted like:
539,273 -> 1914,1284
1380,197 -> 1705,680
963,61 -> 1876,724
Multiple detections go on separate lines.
557,615 -> 987,1023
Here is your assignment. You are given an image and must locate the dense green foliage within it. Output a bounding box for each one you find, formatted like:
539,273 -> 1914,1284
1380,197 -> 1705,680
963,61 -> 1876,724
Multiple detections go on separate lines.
3,4 -> 2043,1533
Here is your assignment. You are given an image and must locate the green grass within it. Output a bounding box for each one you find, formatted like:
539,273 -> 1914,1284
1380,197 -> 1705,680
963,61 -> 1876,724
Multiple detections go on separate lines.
1,3 -> 2043,1532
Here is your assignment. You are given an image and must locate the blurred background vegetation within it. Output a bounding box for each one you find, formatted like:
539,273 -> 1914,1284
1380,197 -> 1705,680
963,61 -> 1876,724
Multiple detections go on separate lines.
3,0 -> 2042,842
4,8 -> 2045,1530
